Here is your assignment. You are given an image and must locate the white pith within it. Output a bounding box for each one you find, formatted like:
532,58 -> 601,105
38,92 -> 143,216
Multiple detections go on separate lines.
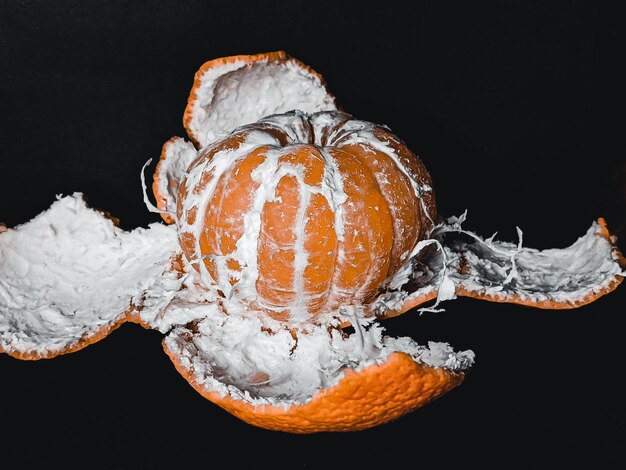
162,303 -> 474,407
0,195 -> 183,356
188,58 -> 337,147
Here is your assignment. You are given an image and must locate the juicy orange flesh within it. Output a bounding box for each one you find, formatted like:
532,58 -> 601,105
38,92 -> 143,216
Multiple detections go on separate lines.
257,173 -> 299,305
325,147 -> 394,307
302,193 -> 337,312
201,147 -> 268,284
340,142 -> 421,273
175,111 -> 438,320
257,147 -> 334,310
186,141 -> 409,317
371,128 -> 437,240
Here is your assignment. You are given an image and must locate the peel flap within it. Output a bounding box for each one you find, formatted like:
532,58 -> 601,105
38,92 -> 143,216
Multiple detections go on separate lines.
163,312 -> 471,433
183,51 -> 337,148
0,194 -> 182,359
377,218 -> 625,317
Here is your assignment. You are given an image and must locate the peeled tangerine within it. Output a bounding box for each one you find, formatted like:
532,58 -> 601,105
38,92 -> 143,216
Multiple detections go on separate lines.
1,52 -> 624,433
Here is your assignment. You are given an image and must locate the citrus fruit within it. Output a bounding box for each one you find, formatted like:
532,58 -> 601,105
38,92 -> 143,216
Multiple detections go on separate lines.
1,51 -> 623,433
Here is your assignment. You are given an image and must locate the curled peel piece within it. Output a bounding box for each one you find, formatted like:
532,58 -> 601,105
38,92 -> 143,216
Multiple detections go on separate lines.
152,136 -> 197,223
167,349 -> 465,433
376,217 -> 626,317
183,51 -> 337,148
162,308 -> 472,433
452,218 -> 625,308
0,194 -> 183,359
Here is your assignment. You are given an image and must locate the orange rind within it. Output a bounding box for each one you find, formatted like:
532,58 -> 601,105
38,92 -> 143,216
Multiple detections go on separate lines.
0,194 -> 184,359
377,217 -> 626,318
165,339 -> 466,433
183,51 -> 337,148
1,51 -> 624,433
152,136 -> 197,223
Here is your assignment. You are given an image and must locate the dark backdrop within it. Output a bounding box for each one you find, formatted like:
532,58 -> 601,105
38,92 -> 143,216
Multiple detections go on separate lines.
1,1 -> 625,469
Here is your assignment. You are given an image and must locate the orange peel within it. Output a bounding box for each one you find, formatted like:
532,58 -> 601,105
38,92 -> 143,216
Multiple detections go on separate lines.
183,51 -> 337,148
378,217 -> 626,318
152,136 -> 197,223
165,342 -> 465,433
0,194 -> 184,360
1,51 -> 624,434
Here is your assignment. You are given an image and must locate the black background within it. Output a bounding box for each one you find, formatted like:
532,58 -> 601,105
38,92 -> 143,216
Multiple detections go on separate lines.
1,1 -> 625,468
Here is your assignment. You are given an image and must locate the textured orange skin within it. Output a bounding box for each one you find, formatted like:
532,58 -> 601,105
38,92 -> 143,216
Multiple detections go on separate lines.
183,51 -> 335,148
164,341 -> 465,433
176,116 -> 436,319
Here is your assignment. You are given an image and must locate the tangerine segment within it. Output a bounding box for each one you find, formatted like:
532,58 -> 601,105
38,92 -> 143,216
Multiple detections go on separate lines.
183,51 -> 337,148
164,344 -> 465,433
370,128 -> 437,237
257,174 -> 299,307
328,119 -> 437,246
200,146 -> 268,286
325,147 -> 394,308
256,146 -> 337,314
176,128 -> 283,282
302,193 -> 337,312
339,142 -> 423,274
